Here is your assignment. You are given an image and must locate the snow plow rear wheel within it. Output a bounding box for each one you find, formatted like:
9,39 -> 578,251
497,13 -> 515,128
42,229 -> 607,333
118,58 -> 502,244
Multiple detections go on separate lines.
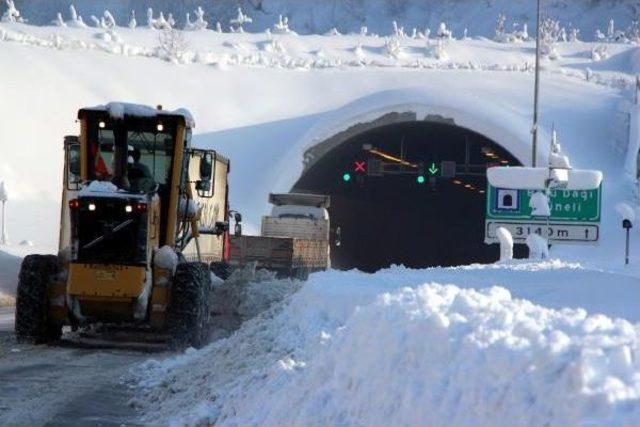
167,262 -> 212,349
15,254 -> 62,344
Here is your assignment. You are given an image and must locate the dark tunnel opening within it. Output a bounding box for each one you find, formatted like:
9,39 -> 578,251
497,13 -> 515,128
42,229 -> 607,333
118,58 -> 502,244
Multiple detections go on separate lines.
293,120 -> 526,272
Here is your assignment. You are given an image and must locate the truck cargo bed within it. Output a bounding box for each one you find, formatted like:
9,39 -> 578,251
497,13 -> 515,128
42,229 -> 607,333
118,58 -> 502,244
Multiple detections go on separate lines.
229,235 -> 328,277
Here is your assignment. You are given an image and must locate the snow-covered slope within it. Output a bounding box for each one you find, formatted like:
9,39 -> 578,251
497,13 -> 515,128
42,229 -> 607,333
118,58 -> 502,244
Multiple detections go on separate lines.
127,263 -> 640,426
0,22 -> 637,262
10,0 -> 640,39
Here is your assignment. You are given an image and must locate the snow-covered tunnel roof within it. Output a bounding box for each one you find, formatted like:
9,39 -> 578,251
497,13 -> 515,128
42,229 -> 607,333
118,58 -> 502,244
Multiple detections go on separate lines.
273,88 -> 549,192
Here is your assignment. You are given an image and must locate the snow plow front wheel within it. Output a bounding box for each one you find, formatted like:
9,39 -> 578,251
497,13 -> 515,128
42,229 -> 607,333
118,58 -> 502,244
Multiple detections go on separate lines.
15,254 -> 62,344
167,262 -> 212,349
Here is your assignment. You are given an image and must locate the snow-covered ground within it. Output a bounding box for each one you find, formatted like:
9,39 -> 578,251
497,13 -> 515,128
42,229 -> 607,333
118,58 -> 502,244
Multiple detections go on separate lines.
8,0 -> 639,39
1,9 -> 640,427
127,263 -> 640,426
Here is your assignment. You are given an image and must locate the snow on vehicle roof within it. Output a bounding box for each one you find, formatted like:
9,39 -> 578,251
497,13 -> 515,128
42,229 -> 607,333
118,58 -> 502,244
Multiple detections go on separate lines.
78,180 -> 147,199
79,102 -> 195,128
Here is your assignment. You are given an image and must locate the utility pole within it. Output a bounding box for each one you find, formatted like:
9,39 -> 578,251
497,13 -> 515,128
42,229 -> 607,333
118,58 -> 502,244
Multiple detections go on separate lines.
0,182 -> 7,245
532,0 -> 542,167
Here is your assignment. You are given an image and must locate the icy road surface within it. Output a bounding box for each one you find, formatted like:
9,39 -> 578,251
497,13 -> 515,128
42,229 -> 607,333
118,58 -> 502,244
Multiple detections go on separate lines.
0,308 -> 148,426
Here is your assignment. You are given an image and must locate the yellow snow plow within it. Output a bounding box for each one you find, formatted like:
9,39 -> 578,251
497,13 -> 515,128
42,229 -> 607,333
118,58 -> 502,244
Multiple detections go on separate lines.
15,103 -> 231,349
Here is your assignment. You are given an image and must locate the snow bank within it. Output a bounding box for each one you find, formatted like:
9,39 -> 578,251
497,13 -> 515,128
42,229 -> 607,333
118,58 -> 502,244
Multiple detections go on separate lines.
616,203 -> 636,224
127,265 -> 640,426
154,246 -> 178,273
488,167 -> 603,190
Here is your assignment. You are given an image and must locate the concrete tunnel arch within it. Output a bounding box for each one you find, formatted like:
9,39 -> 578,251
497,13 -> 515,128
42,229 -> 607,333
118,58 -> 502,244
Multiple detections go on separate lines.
273,89 -> 549,272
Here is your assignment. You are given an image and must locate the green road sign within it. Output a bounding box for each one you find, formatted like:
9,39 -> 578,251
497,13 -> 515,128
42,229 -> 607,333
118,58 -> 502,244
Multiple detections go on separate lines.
485,184 -> 602,245
486,185 -> 601,222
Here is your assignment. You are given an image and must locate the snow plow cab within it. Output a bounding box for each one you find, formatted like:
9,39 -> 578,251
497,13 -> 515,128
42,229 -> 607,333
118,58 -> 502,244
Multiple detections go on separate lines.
15,103 -> 231,348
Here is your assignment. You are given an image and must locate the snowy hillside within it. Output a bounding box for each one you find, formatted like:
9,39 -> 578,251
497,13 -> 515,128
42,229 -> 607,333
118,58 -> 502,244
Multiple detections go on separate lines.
10,0 -> 640,40
0,16 -> 638,264
1,3 -> 640,426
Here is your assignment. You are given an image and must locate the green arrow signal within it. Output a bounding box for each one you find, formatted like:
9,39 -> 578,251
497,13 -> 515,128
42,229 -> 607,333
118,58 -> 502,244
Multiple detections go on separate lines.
428,162 -> 439,176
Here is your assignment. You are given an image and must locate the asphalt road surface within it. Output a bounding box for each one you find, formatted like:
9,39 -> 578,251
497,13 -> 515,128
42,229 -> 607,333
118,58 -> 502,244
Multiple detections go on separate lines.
0,307 -> 154,426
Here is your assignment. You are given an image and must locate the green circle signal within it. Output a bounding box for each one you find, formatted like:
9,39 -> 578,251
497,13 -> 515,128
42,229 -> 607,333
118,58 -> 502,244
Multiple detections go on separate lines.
342,173 -> 352,182
417,175 -> 426,184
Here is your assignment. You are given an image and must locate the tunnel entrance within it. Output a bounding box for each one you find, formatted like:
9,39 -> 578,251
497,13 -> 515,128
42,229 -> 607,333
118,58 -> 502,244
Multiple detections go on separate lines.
293,120 -> 525,272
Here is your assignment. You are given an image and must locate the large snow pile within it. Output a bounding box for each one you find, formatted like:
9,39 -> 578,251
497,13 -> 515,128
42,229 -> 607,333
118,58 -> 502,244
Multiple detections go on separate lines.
126,263 -> 640,426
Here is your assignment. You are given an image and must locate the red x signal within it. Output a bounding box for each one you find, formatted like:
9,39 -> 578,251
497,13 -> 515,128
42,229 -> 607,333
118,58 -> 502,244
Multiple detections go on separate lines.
354,161 -> 366,173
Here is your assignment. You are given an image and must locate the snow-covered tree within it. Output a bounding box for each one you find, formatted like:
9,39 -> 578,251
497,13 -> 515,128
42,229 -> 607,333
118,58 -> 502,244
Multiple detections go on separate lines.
597,18 -> 629,42
158,28 -> 188,62
157,12 -> 171,30
325,27 -> 341,36
437,22 -> 452,40
167,13 -> 176,28
215,21 -> 222,33
591,44 -> 608,61
230,7 -> 252,33
1,0 -> 23,23
607,19 -> 615,39
192,7 -> 208,30
184,12 -> 194,30
496,14 -> 529,43
273,15 -> 294,35
103,10 -> 116,29
384,37 -> 403,59
69,4 -> 78,22
147,8 -> 156,29
68,5 -> 87,28
52,12 -> 67,27
627,21 -> 640,43
360,26 -> 368,36
495,13 -> 506,39
539,17 -> 562,59
128,10 -> 137,29
434,38 -> 448,59
392,20 -> 405,38
569,26 -> 580,42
